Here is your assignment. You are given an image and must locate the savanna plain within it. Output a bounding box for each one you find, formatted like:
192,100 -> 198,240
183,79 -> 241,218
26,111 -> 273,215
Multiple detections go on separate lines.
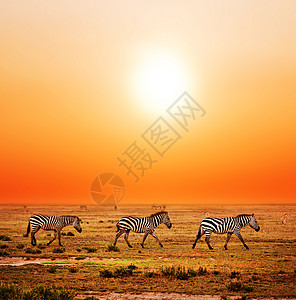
0,204 -> 295,299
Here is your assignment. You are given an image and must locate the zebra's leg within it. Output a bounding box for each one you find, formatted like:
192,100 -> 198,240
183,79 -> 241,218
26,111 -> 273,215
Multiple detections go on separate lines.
31,226 -> 40,246
205,231 -> 213,250
113,230 -> 124,246
124,229 -> 132,248
58,231 -> 63,247
224,232 -> 233,250
47,230 -> 57,246
150,231 -> 163,247
234,231 -> 249,249
141,231 -> 149,248
192,226 -> 204,249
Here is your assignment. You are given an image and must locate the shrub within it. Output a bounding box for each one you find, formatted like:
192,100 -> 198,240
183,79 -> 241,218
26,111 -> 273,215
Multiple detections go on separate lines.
25,248 -> 41,254
0,244 -> 8,249
213,270 -> 220,275
228,281 -> 243,292
145,271 -> 157,278
37,243 -> 46,249
0,284 -> 75,300
161,266 -> 176,277
106,243 -> 119,252
127,263 -> 137,270
69,267 -> 78,273
187,268 -> 197,277
99,269 -> 113,278
53,247 -> 65,253
48,265 -> 57,273
16,243 -> 24,249
161,266 -> 196,280
198,266 -> 207,275
230,271 -> 240,278
76,248 -> 82,252
84,247 -> 97,253
114,266 -> 133,277
0,284 -> 22,300
251,275 -> 259,281
176,266 -> 189,280
23,285 -> 75,300
0,250 -> 9,256
244,286 -> 253,292
0,235 -> 11,241
67,232 -> 75,236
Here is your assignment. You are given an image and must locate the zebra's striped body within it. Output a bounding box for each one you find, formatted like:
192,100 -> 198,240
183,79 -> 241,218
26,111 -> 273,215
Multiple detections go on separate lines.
114,211 -> 172,248
192,214 -> 260,250
25,214 -> 82,246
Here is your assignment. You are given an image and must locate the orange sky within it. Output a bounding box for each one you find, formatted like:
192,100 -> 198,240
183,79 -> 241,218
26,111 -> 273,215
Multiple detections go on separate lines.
1,1 -> 295,205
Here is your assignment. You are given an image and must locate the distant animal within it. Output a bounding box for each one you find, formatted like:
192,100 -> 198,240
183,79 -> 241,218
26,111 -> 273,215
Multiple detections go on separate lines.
281,213 -> 290,224
192,214 -> 260,250
114,211 -> 172,248
24,214 -> 82,246
152,204 -> 166,210
200,210 -> 211,216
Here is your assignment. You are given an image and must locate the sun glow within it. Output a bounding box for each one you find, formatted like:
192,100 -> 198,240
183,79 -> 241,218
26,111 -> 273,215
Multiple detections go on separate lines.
133,52 -> 191,113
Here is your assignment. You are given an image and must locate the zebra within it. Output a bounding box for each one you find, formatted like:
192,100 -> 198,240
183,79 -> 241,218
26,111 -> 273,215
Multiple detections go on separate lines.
113,211 -> 172,248
24,214 -> 82,246
192,214 -> 260,250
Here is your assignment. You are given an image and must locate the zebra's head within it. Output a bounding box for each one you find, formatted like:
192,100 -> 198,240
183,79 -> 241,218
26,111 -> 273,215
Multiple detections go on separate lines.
162,212 -> 172,229
73,216 -> 82,233
249,214 -> 260,232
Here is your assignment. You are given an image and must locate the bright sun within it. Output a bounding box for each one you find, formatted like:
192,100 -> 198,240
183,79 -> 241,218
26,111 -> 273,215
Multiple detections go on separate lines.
133,52 -> 191,113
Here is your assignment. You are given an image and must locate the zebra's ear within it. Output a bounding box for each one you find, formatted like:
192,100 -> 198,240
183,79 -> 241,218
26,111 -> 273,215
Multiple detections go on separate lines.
252,213 -> 254,217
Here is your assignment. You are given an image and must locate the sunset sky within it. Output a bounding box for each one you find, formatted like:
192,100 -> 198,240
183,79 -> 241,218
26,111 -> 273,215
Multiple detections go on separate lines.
1,1 -> 295,205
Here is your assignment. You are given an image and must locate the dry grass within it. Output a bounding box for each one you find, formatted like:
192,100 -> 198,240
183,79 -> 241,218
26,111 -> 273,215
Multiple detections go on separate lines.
0,204 -> 295,298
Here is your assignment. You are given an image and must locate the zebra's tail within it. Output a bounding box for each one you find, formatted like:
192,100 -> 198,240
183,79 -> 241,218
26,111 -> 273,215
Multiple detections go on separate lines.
116,223 -> 120,232
24,221 -> 31,237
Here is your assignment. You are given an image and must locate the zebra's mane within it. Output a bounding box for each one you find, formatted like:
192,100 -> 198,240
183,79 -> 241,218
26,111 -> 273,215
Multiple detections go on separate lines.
149,211 -> 167,218
235,214 -> 252,218
60,215 -> 78,219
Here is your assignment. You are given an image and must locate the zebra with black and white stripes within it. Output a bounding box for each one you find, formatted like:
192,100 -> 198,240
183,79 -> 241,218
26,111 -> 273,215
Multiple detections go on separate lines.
24,214 -> 82,246
114,211 -> 172,248
192,214 -> 260,250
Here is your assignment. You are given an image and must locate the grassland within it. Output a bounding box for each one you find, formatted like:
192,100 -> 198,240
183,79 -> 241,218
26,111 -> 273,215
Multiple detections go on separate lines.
0,204 -> 295,299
